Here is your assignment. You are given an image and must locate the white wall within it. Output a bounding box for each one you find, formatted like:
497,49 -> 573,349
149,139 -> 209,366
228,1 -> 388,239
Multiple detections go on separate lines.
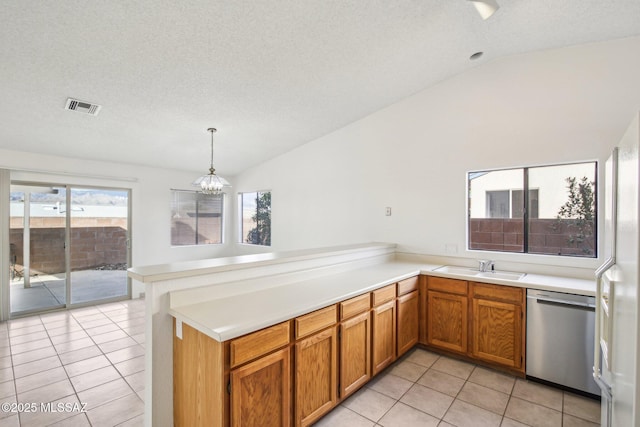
233,36 -> 640,271
0,148 -> 235,297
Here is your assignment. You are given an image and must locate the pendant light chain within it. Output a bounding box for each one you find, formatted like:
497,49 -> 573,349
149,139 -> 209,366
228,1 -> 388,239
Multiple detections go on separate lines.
208,127 -> 217,174
192,127 -> 230,195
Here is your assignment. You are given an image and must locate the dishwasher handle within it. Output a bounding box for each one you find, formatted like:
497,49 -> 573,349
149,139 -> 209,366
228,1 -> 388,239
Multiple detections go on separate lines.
529,296 -> 596,311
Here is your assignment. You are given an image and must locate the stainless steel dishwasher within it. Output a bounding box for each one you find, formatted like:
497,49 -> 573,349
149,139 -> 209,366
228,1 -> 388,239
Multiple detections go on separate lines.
526,289 -> 600,396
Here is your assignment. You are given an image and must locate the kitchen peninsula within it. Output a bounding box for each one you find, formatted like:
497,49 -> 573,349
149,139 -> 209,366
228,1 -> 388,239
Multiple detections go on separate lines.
128,243 -> 595,426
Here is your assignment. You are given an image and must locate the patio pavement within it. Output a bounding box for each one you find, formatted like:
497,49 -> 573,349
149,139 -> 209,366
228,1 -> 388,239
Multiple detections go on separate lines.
10,270 -> 128,314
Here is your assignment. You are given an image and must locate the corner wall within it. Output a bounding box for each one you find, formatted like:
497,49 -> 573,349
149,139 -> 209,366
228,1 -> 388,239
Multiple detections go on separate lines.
232,36 -> 640,272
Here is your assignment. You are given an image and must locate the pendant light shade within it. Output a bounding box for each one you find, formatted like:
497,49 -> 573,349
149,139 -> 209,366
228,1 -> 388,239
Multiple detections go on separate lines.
469,0 -> 499,20
193,128 -> 230,195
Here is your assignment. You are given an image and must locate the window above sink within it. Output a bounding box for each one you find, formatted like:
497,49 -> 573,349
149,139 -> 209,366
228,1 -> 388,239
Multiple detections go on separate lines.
467,161 -> 597,258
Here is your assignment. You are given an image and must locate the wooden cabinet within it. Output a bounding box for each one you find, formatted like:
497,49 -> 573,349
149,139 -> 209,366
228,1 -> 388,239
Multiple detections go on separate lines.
397,290 -> 419,356
397,276 -> 418,296
230,347 -> 291,427
426,277 -> 468,354
294,309 -> 338,427
423,277 -> 525,373
372,299 -> 396,375
174,320 -> 293,427
339,310 -> 371,398
173,273 -> 527,427
470,282 -> 524,370
229,321 -> 292,427
340,293 -> 370,320
295,305 -> 336,339
419,275 -> 428,345
230,321 -> 290,368
174,321 -> 228,427
372,284 -> 396,306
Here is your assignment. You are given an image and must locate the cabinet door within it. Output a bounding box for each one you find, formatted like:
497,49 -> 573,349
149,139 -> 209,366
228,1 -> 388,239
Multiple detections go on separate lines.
230,347 -> 291,427
295,326 -> 338,427
472,298 -> 522,369
372,300 -> 396,375
427,290 -> 468,354
340,311 -> 371,399
397,290 -> 419,357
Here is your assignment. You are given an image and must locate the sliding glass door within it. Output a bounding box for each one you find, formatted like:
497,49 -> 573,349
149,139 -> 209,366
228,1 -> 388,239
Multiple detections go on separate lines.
69,188 -> 129,304
9,185 -> 67,313
9,183 -> 130,315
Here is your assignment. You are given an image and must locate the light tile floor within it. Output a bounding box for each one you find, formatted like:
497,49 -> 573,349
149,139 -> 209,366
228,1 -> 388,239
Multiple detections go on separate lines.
317,348 -> 601,427
0,299 -> 145,426
0,301 -> 601,427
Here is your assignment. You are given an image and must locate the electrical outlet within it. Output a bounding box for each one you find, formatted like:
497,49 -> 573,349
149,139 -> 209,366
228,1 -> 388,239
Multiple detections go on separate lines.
385,207 -> 392,216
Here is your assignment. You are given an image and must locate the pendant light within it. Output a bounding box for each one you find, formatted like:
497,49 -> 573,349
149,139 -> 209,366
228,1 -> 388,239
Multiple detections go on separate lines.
192,127 -> 230,195
469,0 -> 499,20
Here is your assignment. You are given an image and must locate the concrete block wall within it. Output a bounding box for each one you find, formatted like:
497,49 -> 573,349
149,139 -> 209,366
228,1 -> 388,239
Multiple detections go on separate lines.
9,218 -> 128,275
469,218 -> 595,257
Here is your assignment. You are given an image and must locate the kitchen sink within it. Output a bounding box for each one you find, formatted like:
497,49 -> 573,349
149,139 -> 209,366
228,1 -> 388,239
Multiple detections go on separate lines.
433,265 -> 526,281
433,266 -> 479,275
476,271 -> 526,281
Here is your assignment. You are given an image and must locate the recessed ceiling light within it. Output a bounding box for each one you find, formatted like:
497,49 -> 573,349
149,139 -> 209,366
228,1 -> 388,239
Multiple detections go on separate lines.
470,52 -> 484,60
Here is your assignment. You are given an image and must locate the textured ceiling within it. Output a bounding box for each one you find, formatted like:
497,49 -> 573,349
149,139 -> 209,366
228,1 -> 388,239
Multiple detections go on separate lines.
1,1 -> 639,176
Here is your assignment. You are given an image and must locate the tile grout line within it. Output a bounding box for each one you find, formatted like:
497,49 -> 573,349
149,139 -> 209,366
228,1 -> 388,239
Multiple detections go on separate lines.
41,306 -> 95,427
68,302 -> 145,426
36,301 -> 141,426
100,300 -> 147,427
1,300 -> 145,427
344,349 -> 583,427
67,304 -> 141,398
439,362 -> 474,424
7,318 -> 23,426
10,314 -> 53,425
380,353 -> 429,422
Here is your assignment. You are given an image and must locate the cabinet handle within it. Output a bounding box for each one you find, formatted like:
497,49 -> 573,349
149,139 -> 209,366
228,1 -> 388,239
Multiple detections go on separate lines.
533,298 -> 595,311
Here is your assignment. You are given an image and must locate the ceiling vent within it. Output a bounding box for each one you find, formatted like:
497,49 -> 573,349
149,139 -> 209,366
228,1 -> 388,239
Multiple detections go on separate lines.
65,98 -> 102,116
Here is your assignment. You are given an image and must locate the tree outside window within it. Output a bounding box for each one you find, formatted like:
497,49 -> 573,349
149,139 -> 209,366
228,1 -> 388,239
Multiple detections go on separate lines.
240,191 -> 271,246
554,176 -> 596,256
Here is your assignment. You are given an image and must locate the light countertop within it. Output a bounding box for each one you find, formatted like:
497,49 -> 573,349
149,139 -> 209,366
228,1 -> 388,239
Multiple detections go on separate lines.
170,261 -> 595,342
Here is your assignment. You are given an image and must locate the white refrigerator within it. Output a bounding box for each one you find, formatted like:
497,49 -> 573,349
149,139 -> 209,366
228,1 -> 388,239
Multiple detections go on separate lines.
594,113 -> 640,426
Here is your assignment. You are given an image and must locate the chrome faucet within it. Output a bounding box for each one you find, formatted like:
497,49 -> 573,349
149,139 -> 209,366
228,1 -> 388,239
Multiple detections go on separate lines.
478,260 -> 494,272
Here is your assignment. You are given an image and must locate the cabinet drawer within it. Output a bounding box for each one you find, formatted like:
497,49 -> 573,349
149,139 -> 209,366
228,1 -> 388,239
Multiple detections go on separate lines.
295,305 -> 337,339
340,293 -> 370,320
428,276 -> 468,295
397,276 -> 419,296
372,284 -> 396,306
230,321 -> 291,368
471,282 -> 523,304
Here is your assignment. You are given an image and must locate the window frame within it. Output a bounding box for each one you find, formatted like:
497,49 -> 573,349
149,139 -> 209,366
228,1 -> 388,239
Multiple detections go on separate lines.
170,189 -> 224,247
467,161 -> 598,258
237,190 -> 271,247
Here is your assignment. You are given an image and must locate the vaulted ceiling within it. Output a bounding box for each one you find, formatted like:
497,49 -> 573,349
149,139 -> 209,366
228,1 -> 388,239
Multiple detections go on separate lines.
1,1 -> 639,176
